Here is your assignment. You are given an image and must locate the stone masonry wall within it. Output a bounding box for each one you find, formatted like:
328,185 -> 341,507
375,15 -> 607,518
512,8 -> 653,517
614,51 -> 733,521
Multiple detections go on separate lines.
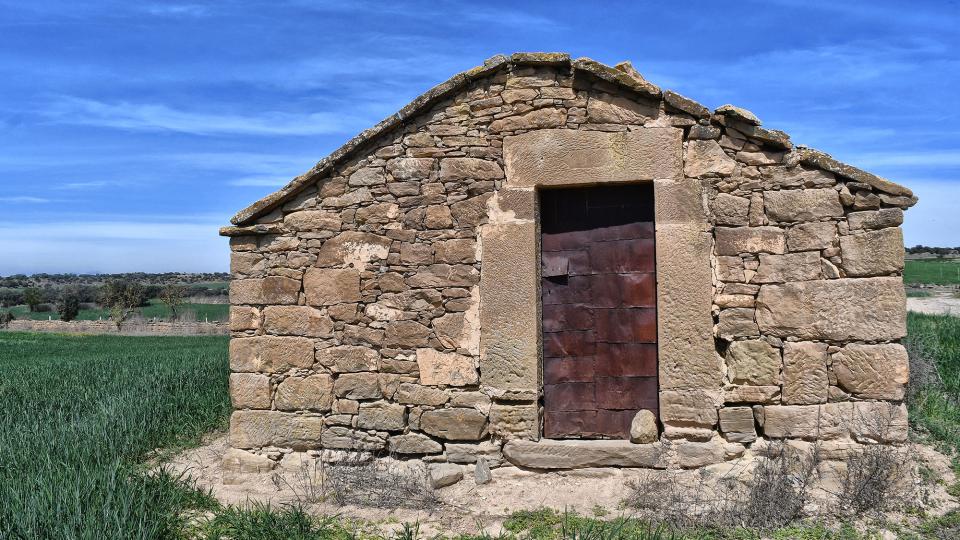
223,56 -> 914,472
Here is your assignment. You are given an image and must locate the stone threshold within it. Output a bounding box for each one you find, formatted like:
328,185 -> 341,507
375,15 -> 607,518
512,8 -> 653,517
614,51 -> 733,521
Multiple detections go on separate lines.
503,439 -> 665,470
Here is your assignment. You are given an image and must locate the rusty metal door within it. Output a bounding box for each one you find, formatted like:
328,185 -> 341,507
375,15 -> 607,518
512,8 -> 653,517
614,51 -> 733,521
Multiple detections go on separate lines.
541,184 -> 658,439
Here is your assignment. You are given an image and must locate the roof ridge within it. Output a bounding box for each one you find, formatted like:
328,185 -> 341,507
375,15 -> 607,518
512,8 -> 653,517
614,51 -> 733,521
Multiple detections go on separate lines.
228,52 -> 913,226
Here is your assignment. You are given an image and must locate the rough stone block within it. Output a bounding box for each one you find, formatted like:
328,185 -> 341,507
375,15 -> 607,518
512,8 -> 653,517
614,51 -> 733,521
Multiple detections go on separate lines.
684,139 -> 737,177
630,409 -> 659,444
394,383 -> 450,406
711,193 -> 750,226
723,385 -> 780,404
356,401 -> 406,431
654,178 -> 708,227
719,407 -> 757,443
786,222 -> 836,252
675,439 -> 731,468
715,227 -> 786,255
230,336 -> 315,373
752,251 -> 821,283
388,432 -> 442,454
587,93 -> 657,124
504,129 -> 682,188
725,339 -> 781,385
434,239 -> 477,264
303,268 -> 360,306
333,372 -> 382,400
314,231 -> 392,270
756,277 -> 906,341
230,306 -> 260,332
428,463 -> 464,488
230,410 -> 324,450
420,408 -> 488,440
839,228 -> 904,277
782,342 -> 828,405
230,277 -> 300,305
263,306 -> 334,337
762,403 -> 852,440
490,107 -> 566,132
764,189 -> 843,222
439,158 -> 504,181
717,308 -> 759,339
832,343 -> 909,400
660,390 -> 719,428
222,448 -> 276,477
489,403 -> 539,440
416,348 -> 478,387
503,439 -> 665,469
851,402 -> 908,443
446,441 -> 503,465
321,426 -> 386,451
283,210 -> 342,232
274,374 -> 333,412
230,373 -> 271,409
316,345 -> 379,373
847,208 -> 903,231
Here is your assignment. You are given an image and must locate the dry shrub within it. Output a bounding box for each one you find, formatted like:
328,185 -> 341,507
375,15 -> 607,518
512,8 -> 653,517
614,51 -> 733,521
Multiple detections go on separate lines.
837,444 -> 912,515
625,442 -> 818,530
270,451 -> 438,509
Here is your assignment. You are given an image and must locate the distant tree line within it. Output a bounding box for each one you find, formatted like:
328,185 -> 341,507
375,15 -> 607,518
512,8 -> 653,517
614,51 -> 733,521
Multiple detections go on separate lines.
0,272 -> 229,290
906,246 -> 960,256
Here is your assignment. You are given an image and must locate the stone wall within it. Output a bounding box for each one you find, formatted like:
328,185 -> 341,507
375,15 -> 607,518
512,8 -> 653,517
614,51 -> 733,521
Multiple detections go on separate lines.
222,54 -> 914,472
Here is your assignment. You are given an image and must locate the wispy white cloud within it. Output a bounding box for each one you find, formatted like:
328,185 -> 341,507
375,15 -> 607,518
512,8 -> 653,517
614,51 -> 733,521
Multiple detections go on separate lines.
0,196 -> 51,203
54,180 -> 122,190
41,96 -> 358,136
142,4 -> 209,17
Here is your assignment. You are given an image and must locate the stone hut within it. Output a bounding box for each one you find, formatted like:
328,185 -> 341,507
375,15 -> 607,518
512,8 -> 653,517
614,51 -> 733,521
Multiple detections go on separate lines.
220,53 -> 916,472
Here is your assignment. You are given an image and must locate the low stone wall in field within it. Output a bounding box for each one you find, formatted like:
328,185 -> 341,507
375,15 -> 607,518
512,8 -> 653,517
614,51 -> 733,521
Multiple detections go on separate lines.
2,319 -> 229,336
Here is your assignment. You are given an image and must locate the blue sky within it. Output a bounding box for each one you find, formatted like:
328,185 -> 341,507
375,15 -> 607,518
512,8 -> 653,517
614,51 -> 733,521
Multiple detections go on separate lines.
1,0 -> 958,274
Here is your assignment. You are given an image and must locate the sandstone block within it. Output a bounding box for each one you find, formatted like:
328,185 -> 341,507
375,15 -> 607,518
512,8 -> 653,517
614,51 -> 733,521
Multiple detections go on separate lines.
656,224 -> 720,390
321,426 -> 386,451
782,342 -> 829,405
839,228 -> 904,277
420,408 -> 488,440
405,264 -> 479,288
725,339 -> 781,385
230,410 -> 324,450
717,308 -> 759,339
764,189 -> 843,222
851,402 -> 908,443
230,336 -> 314,373
723,385 -> 780,404
303,268 -> 360,306
356,401 -> 406,431
230,251 -> 264,276
275,374 -> 334,412
490,108 -> 566,132
333,372 -> 382,400
283,210 -> 342,232
503,439 -> 665,469
263,306 -> 334,337
389,432 -> 442,454
387,157 -> 434,180
756,278 -> 906,341
439,158 -> 504,181
316,345 -> 379,373
230,277 -> 300,305
711,194 -> 750,226
230,373 -> 271,409
222,448 -> 276,477
630,409 -> 659,443
832,343 -> 909,400
480,220 -> 539,399
446,441 -> 502,465
715,256 -> 745,282
660,390 -> 719,428
719,407 -> 757,443
684,139 -> 737,177
586,94 -> 657,124
753,251 -> 821,283
416,348 -> 478,387
762,403 -> 852,440
489,403 -> 539,440
314,231 -> 392,269
715,227 -> 786,255
675,439 -> 730,468
786,222 -> 836,252
230,306 -> 260,332
504,129 -> 682,188
434,239 -> 477,264
394,383 -> 450,406
383,320 -> 432,348
847,208 -> 903,231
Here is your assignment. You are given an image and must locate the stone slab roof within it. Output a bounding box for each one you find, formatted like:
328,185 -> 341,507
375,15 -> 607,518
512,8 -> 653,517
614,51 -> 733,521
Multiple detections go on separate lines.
226,52 -> 914,229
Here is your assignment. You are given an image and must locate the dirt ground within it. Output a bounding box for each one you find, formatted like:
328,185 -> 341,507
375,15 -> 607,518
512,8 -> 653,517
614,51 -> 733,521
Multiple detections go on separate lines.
169,436 -> 959,536
907,286 -> 960,316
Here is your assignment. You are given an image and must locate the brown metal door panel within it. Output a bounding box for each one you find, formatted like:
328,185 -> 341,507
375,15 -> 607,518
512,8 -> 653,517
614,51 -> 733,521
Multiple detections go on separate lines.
541,184 -> 658,440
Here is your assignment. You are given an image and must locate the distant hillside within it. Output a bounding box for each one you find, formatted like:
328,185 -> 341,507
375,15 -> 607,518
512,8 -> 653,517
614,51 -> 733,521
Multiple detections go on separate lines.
0,272 -> 230,289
